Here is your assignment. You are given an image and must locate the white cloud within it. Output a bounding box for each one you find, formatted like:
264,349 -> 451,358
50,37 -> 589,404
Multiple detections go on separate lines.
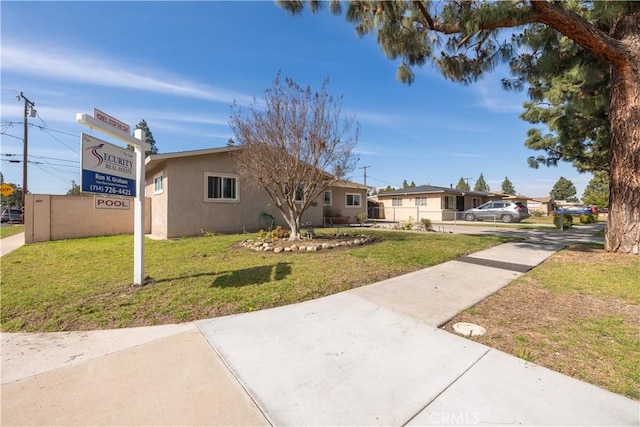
2,42 -> 254,105
471,76 -> 526,114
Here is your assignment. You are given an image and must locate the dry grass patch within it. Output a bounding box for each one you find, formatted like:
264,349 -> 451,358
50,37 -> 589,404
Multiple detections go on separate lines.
443,245 -> 639,400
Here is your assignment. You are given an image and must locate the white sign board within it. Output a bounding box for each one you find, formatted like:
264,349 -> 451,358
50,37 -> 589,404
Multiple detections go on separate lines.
81,133 -> 136,197
95,196 -> 131,210
94,108 -> 131,137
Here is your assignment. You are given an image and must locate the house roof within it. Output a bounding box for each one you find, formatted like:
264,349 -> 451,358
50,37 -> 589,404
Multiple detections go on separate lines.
530,196 -> 554,203
377,185 -> 495,198
145,146 -> 241,170
145,146 -> 370,190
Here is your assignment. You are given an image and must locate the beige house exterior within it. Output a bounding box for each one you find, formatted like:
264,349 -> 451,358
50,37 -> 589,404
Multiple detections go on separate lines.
145,147 -> 368,239
373,185 -> 496,222
527,197 -> 556,215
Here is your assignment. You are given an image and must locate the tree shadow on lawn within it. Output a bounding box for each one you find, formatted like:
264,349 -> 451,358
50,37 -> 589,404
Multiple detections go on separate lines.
211,262 -> 292,288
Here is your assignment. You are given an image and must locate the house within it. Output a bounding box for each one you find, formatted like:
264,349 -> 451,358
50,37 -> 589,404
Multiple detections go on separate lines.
373,185 -> 496,222
527,197 -> 556,215
144,146 -> 369,239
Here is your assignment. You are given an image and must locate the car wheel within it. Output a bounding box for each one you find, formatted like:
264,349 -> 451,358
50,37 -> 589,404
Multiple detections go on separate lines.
501,214 -> 513,223
465,213 -> 475,221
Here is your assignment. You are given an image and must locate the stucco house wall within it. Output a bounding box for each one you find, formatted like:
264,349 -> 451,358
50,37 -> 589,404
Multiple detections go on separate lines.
145,148 -> 367,238
375,185 -> 494,222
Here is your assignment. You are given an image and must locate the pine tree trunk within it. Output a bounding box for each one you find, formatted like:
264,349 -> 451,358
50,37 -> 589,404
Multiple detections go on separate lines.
606,13 -> 640,254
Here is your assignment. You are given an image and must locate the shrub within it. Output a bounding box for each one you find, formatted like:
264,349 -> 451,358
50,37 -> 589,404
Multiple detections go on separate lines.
553,213 -> 573,229
257,226 -> 290,240
532,211 -> 545,217
355,212 -> 367,224
420,218 -> 433,230
272,226 -> 290,239
402,216 -> 414,230
579,213 -> 598,224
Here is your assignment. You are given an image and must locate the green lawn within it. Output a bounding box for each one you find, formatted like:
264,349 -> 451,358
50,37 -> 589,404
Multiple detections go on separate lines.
0,225 -> 24,239
444,243 -> 640,400
1,229 -> 510,332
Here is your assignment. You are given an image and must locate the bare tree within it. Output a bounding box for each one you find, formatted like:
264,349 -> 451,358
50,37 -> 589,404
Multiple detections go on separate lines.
229,74 -> 359,240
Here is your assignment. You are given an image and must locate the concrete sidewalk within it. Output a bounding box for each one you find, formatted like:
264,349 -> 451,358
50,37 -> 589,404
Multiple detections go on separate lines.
0,231 -> 25,257
2,228 -> 638,426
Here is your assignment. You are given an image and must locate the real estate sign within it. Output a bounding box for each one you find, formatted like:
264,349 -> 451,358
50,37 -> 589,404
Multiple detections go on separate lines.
81,133 -> 136,197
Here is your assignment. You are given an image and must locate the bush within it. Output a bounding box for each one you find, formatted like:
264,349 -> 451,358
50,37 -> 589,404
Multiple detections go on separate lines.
532,211 -> 545,217
258,226 -> 290,240
579,213 -> 598,224
355,212 -> 367,224
553,213 -> 573,229
420,218 -> 433,230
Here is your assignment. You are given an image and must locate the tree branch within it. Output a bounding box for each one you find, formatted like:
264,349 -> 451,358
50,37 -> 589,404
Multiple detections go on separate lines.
411,1 -> 537,35
530,0 -> 629,67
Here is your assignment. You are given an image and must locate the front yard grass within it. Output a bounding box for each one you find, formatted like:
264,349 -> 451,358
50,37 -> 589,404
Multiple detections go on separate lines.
0,225 -> 24,239
1,228 -> 510,332
443,243 -> 640,400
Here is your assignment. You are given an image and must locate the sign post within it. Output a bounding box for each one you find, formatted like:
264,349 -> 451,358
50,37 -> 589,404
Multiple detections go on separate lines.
77,111 -> 150,285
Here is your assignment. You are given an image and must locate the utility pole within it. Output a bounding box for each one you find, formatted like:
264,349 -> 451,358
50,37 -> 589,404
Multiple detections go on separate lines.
17,92 -> 36,207
359,165 -> 370,186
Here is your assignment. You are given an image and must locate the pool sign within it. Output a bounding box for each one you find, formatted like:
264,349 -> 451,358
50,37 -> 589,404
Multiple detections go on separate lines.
81,133 -> 136,197
95,196 -> 130,210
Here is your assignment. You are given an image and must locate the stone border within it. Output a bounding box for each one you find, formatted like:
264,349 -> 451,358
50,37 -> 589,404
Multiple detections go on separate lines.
240,234 -> 377,253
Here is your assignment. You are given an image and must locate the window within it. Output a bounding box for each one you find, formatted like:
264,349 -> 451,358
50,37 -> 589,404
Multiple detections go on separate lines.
415,196 -> 428,206
472,198 -> 481,208
153,175 -> 163,194
392,197 -> 403,207
295,184 -> 304,203
443,196 -> 455,209
205,173 -> 238,201
323,191 -> 332,206
346,193 -> 361,207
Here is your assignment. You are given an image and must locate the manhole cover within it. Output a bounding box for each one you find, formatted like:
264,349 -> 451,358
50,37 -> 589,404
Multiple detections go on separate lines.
453,322 -> 486,337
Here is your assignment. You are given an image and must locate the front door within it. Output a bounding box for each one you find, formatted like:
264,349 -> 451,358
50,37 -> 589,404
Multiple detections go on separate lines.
456,196 -> 465,211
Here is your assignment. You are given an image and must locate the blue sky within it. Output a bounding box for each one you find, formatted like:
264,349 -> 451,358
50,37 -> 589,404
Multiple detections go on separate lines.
1,1 -> 592,199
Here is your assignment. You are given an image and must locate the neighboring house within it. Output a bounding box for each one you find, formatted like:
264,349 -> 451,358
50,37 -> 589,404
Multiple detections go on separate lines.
145,146 -> 369,239
527,197 -> 556,215
373,185 -> 496,222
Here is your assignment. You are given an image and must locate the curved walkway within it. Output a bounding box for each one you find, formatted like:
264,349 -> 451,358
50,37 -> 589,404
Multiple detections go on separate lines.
2,224 -> 637,426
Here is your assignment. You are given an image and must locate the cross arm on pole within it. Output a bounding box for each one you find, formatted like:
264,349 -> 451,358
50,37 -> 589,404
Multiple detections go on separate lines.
76,114 -> 151,150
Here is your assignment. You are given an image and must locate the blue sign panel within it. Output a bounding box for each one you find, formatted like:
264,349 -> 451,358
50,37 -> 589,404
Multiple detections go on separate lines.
81,133 -> 136,197
82,169 -> 136,197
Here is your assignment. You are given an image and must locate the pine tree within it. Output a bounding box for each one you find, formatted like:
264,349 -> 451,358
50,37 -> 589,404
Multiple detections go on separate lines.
474,173 -> 490,192
279,1 -> 640,253
455,177 -> 470,191
402,179 -> 409,189
582,171 -> 610,208
130,119 -> 158,157
550,177 -> 578,202
409,180 -> 416,188
501,177 -> 516,195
